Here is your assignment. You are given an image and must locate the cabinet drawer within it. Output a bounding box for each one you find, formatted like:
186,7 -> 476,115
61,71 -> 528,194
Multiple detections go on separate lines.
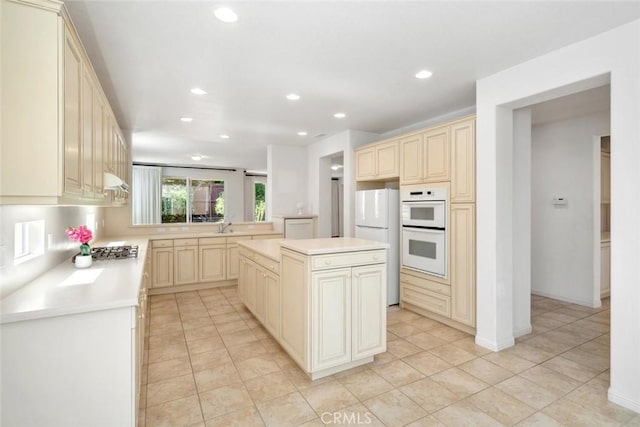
311,250 -> 385,271
227,236 -> 250,244
401,284 -> 451,318
240,247 -> 254,259
400,273 -> 450,296
152,239 -> 173,248
174,238 -> 198,247
254,254 -> 280,275
199,237 -> 226,245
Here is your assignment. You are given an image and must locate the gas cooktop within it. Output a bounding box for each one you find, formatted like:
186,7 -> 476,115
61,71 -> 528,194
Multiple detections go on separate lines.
73,245 -> 139,262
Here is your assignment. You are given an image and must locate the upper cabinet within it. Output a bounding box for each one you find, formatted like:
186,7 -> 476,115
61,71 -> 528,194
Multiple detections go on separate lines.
355,140 -> 399,181
0,0 -> 129,205
450,118 -> 475,202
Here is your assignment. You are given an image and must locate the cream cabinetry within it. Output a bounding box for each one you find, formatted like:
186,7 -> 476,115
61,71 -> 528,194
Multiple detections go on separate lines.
601,240 -> 610,297
151,240 -> 174,288
355,140 -> 400,181
173,239 -> 200,286
450,204 -> 475,326
199,237 -> 226,282
0,0 -> 128,205
450,119 -> 476,202
423,126 -> 451,183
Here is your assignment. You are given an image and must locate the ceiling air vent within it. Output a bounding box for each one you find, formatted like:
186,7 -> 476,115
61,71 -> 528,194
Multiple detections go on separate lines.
314,133 -> 327,139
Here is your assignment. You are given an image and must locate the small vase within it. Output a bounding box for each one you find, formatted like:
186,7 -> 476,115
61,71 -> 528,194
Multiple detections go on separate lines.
75,255 -> 92,269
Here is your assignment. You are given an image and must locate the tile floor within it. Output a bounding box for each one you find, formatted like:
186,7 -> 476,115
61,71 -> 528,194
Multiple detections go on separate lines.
139,288 -> 640,426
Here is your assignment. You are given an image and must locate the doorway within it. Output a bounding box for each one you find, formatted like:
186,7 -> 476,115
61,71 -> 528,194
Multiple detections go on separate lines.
330,154 -> 344,237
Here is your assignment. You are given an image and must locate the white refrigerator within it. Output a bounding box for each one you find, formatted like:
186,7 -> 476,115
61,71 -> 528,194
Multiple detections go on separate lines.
355,189 -> 400,305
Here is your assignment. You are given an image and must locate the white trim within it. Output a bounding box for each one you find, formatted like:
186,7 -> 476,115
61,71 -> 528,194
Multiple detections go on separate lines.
531,290 -> 601,308
608,388 -> 640,414
474,335 -> 515,352
514,326 -> 533,338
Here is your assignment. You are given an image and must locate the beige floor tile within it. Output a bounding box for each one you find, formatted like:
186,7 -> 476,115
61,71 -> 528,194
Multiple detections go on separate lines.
190,348 -> 231,372
187,336 -> 226,355
405,332 -> 447,350
519,365 -> 581,395
537,311 -> 579,324
531,316 -> 565,332
509,342 -> 556,364
371,359 -> 425,387
137,408 -> 145,427
205,406 -> 265,427
199,383 -> 254,420
146,373 -> 197,407
430,367 -> 489,398
207,305 -> 236,316
467,387 -> 536,425
148,355 -> 193,384
626,414 -> 640,426
427,325 -> 471,342
392,309 -> 422,323
250,325 -> 271,339
363,389 -> 427,427
387,322 -> 424,337
495,376 -> 563,410
561,347 -> 610,371
226,340 -> 269,362
182,317 -> 214,331
244,371 -> 298,403
556,323 -> 603,341
337,368 -> 394,401
259,337 -> 284,353
179,308 -> 210,321
542,397 -> 622,425
451,336 -> 493,356
386,339 -> 423,358
212,312 -> 244,325
281,365 -> 335,390
255,391 -> 317,427
194,360 -> 242,393
235,354 -> 280,380
433,400 -> 502,427
321,403 -> 386,427
387,331 -> 401,342
551,307 -> 592,320
146,395 -> 203,427
483,349 -> 537,373
410,316 -> 441,331
428,343 -> 477,366
148,341 -> 189,364
149,321 -> 184,336
300,380 -> 359,414
368,351 -> 398,367
402,351 -> 452,376
184,325 -> 221,343
544,329 -> 590,348
399,377 -> 458,412
405,415 -> 446,427
220,328 -> 258,347
577,339 -> 610,358
520,334 -> 569,355
573,318 -> 610,333
149,331 -> 186,349
541,355 -> 601,382
458,358 -> 514,385
150,312 -> 182,326
566,383 -> 637,424
515,412 -> 564,426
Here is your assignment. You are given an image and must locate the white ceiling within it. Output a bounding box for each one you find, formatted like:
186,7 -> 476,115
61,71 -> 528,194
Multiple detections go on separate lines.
64,1 -> 640,171
530,85 -> 610,125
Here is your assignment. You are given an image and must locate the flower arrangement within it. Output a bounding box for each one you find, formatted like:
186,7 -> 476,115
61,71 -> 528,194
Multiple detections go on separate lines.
65,225 -> 93,256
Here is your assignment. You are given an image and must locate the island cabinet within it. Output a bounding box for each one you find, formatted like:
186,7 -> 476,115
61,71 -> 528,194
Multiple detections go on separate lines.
277,239 -> 388,380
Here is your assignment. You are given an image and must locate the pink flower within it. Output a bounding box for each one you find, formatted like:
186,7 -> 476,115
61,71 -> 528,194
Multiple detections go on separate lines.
65,225 -> 93,244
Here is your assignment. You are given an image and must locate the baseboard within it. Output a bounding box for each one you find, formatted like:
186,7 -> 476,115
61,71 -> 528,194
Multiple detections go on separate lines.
608,388 -> 640,414
514,325 -> 533,338
531,290 -> 600,308
475,335 -> 515,352
601,290 -> 611,299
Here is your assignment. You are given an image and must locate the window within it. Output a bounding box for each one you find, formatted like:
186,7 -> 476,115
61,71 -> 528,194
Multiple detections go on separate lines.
14,220 -> 45,265
161,177 -> 225,223
254,182 -> 265,221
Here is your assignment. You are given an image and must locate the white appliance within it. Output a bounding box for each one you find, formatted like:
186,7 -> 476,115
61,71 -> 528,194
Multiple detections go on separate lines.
355,189 -> 400,305
401,187 -> 447,277
272,215 -> 315,239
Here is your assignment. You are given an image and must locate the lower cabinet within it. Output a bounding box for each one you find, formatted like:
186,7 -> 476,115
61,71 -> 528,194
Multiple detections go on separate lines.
152,244 -> 174,288
199,244 -> 226,282
174,242 -> 199,285
239,251 -> 281,338
264,271 -> 280,339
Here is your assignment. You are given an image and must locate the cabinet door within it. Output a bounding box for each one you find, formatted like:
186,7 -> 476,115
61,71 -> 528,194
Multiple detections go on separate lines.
450,204 -> 475,326
451,119 -> 475,202
265,271 -> 281,339
226,244 -> 240,280
63,29 -> 83,196
424,126 -> 450,182
199,245 -> 225,282
81,68 -> 94,194
601,242 -> 610,297
238,256 -> 247,302
174,246 -> 199,285
93,93 -> 105,199
280,253 -> 308,368
400,134 -> 423,184
311,268 -> 351,371
601,151 -> 611,203
376,140 -> 399,179
255,266 -> 267,323
355,147 -> 376,181
244,259 -> 257,312
351,264 -> 386,359
152,248 -> 174,288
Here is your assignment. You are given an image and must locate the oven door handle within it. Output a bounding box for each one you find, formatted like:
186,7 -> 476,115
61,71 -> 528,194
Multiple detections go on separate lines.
402,225 -> 445,232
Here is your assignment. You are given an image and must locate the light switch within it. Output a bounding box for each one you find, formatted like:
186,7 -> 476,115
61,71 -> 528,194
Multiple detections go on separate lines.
552,197 -> 568,207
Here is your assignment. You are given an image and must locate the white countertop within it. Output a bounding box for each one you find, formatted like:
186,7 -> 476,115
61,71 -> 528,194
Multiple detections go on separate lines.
272,214 -> 317,219
1,238 -> 149,324
238,239 -> 283,261
126,230 -> 281,240
280,237 -> 389,255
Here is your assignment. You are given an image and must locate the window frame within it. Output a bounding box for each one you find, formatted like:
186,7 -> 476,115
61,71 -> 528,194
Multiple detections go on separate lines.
160,176 -> 226,224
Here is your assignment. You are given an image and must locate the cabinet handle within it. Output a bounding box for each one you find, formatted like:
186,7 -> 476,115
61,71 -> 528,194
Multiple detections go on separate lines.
325,260 -> 331,265
144,272 -> 149,279
138,313 -> 145,320
346,273 -> 351,278
354,273 -> 359,278
373,255 -> 379,261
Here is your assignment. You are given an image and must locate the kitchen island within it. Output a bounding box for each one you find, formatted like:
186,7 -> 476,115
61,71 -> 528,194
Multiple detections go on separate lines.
238,237 -> 389,379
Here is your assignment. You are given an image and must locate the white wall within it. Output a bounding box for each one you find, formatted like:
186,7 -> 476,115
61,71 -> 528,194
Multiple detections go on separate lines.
531,110 -> 610,307
0,205 -> 105,298
306,130 -> 380,237
476,19 -> 640,412
266,144 -> 309,220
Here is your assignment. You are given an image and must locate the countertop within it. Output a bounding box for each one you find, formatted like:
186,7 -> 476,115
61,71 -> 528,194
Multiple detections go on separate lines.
238,239 -> 283,261
129,230 -> 281,240
1,238 -> 150,324
280,237 -> 389,255
271,214 -> 317,219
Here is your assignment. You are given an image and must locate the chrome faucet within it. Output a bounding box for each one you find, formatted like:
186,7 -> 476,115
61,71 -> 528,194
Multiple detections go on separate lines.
219,221 -> 233,233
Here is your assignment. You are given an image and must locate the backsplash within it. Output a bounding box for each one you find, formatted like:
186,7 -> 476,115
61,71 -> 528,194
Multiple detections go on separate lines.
0,205 -> 104,299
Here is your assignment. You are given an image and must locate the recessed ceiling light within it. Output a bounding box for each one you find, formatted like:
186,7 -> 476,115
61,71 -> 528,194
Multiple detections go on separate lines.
331,164 -> 343,171
415,70 -> 433,79
220,134 -> 230,139
297,131 -> 308,136
214,7 -> 238,23
191,155 -> 202,161
180,117 -> 193,122
190,88 -> 207,95
286,93 -> 301,101
333,112 -> 346,119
